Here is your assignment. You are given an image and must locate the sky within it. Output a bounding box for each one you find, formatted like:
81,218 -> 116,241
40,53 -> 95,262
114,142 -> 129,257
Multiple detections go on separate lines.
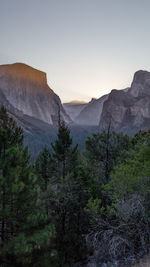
0,0 -> 150,103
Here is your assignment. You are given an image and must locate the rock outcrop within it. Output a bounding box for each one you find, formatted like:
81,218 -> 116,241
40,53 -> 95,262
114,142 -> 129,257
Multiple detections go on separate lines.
0,63 -> 71,125
74,95 -> 108,126
63,101 -> 87,120
100,70 -> 150,133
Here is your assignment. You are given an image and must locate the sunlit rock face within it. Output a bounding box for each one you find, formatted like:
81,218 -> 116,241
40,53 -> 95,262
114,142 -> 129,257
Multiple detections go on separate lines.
0,63 -> 71,125
74,95 -> 108,126
100,70 -> 150,132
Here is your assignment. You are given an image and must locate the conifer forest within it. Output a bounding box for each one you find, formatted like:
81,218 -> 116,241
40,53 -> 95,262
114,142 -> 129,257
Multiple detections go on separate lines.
1,106 -> 150,266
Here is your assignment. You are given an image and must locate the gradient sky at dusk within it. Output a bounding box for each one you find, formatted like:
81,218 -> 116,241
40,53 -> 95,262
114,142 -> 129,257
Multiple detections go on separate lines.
0,0 -> 150,102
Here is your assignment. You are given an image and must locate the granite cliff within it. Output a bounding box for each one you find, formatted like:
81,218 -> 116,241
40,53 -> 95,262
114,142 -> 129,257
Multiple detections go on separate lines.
63,100 -> 87,120
0,63 -> 70,125
74,95 -> 108,126
99,70 -> 150,133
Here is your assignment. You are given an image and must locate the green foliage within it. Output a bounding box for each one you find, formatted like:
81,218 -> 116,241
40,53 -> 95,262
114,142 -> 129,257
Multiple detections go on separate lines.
85,197 -> 102,224
132,128 -> 150,146
35,145 -> 53,190
95,141 -> 150,261
3,104 -> 150,265
52,121 -> 78,182
0,107 -> 55,266
85,130 -> 131,184
80,130 -> 150,264
0,106 -> 23,150
108,143 -> 150,201
48,170 -> 91,265
38,122 -> 90,265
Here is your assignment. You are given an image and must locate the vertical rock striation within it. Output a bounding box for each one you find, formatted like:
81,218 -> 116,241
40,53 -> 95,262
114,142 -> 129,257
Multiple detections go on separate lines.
0,63 -> 71,125
74,94 -> 108,126
99,70 -> 150,133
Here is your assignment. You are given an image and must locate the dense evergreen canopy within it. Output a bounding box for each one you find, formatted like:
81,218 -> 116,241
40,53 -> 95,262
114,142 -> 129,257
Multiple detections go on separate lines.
1,107 -> 150,266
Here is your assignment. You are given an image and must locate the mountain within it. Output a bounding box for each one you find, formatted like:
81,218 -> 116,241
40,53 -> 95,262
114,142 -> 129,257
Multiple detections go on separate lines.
100,70 -> 150,133
0,63 -> 71,125
1,63 -> 150,158
63,100 -> 87,120
0,63 -> 98,159
74,95 -> 108,126
64,100 -> 87,105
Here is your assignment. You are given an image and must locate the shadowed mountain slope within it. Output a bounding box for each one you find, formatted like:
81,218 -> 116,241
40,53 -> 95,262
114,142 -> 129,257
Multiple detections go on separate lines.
100,70 -> 150,133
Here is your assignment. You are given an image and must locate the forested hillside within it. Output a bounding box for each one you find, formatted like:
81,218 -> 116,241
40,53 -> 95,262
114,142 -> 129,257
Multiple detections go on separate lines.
0,107 -> 150,266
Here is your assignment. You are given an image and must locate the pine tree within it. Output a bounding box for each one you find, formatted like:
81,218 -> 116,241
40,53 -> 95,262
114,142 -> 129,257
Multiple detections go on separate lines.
85,130 -> 130,184
52,121 -> 78,183
0,107 -> 55,266
49,121 -> 90,265
35,146 -> 53,191
0,107 -> 24,250
35,146 -> 55,218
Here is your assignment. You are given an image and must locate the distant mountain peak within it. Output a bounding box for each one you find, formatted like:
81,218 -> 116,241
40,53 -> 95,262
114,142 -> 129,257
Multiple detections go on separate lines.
63,100 -> 88,105
89,97 -> 97,104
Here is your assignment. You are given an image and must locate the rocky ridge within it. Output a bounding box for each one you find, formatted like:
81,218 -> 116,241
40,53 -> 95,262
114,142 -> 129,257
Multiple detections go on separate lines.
74,95 -> 108,126
0,63 -> 71,126
99,70 -> 150,133
63,101 -> 87,120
